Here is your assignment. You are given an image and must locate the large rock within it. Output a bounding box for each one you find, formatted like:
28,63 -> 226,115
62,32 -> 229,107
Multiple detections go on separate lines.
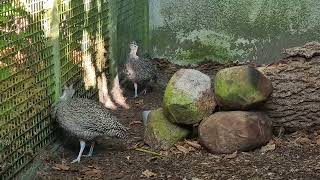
199,111 -> 273,154
163,69 -> 216,125
214,65 -> 273,110
144,108 -> 191,150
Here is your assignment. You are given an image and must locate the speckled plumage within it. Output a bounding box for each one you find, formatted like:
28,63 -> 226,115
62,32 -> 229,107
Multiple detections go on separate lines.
123,42 -> 157,97
55,98 -> 127,141
51,85 -> 128,163
125,55 -> 157,84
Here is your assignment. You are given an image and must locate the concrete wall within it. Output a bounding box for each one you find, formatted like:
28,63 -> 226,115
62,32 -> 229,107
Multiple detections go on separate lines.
149,0 -> 320,65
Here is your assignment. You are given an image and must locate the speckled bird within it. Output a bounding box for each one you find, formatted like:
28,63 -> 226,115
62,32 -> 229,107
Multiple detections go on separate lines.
51,84 -> 128,163
123,41 -> 157,97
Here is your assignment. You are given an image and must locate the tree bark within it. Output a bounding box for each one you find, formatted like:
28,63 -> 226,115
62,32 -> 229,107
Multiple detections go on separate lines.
258,42 -> 320,132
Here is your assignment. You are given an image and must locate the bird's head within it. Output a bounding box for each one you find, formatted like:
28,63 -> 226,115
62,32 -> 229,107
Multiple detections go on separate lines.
60,84 -> 75,101
129,41 -> 138,54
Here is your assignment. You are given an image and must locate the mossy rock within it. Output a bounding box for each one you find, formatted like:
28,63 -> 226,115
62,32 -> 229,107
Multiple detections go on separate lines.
163,69 -> 216,125
214,65 -> 273,110
144,108 -> 191,150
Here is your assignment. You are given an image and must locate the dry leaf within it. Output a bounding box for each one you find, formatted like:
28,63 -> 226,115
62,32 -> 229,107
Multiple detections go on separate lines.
260,143 -> 276,153
142,169 -> 156,177
52,164 -> 70,171
185,140 -> 202,149
188,146 -> 196,152
316,137 -> 320,145
295,137 -> 312,145
84,169 -> 102,178
225,151 -> 237,159
126,156 -> 131,160
176,145 -> 190,154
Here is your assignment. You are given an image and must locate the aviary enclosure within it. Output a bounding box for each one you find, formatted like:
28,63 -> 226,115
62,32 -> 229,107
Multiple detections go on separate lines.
0,0 -> 148,179
1,0 -> 320,180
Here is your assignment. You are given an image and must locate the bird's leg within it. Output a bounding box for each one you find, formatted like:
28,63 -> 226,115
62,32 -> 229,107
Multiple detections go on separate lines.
141,89 -> 147,95
83,142 -> 95,157
71,140 -> 86,163
134,82 -> 138,98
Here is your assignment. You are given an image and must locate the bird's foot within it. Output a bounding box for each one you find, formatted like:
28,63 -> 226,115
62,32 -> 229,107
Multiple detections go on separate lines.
82,154 -> 92,157
71,158 -> 81,164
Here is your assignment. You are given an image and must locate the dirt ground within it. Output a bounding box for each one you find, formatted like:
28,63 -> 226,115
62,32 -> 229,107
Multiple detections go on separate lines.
35,60 -> 320,180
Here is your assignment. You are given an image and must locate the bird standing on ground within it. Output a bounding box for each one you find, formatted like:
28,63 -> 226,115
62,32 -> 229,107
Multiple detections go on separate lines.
51,84 -> 128,163
123,41 -> 157,98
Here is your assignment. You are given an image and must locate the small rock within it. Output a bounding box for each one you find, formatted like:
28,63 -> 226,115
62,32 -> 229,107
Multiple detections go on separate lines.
163,69 -> 216,125
144,108 -> 191,150
214,65 -> 273,110
199,111 -> 273,154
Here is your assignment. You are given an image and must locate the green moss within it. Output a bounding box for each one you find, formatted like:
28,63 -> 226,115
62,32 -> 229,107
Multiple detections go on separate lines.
145,108 -> 190,150
175,41 -> 232,64
214,66 -> 267,108
150,0 -> 320,64
163,77 -> 202,125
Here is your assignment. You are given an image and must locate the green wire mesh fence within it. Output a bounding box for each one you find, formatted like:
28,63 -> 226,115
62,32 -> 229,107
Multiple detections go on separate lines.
0,0 -> 149,178
0,1 -> 56,179
109,0 -> 149,69
0,0 -> 115,179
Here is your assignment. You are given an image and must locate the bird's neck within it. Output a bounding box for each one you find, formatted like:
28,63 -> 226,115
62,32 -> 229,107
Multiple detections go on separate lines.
129,51 -> 138,59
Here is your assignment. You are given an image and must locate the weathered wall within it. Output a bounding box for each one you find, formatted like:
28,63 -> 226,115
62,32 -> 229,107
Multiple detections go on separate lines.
149,0 -> 320,65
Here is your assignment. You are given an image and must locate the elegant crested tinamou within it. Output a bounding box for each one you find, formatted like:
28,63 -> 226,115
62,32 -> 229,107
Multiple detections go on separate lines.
51,84 -> 128,163
122,41 -> 157,97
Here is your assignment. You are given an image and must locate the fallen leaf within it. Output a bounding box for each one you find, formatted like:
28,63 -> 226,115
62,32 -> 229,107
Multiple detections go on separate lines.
224,151 -> 237,159
295,137 -> 312,145
188,146 -> 196,152
84,169 -> 102,178
52,164 -> 70,171
142,169 -> 156,177
185,140 -> 202,149
126,156 -> 131,160
260,143 -> 276,153
176,145 -> 190,154
316,137 -> 320,145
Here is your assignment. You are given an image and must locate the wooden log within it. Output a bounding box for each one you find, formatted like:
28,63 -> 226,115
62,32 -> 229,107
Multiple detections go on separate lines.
258,42 -> 320,132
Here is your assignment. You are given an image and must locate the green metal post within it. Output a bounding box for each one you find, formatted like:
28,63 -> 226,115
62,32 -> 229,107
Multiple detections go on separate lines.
47,0 -> 61,101
143,0 -> 150,56
108,0 -> 118,78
